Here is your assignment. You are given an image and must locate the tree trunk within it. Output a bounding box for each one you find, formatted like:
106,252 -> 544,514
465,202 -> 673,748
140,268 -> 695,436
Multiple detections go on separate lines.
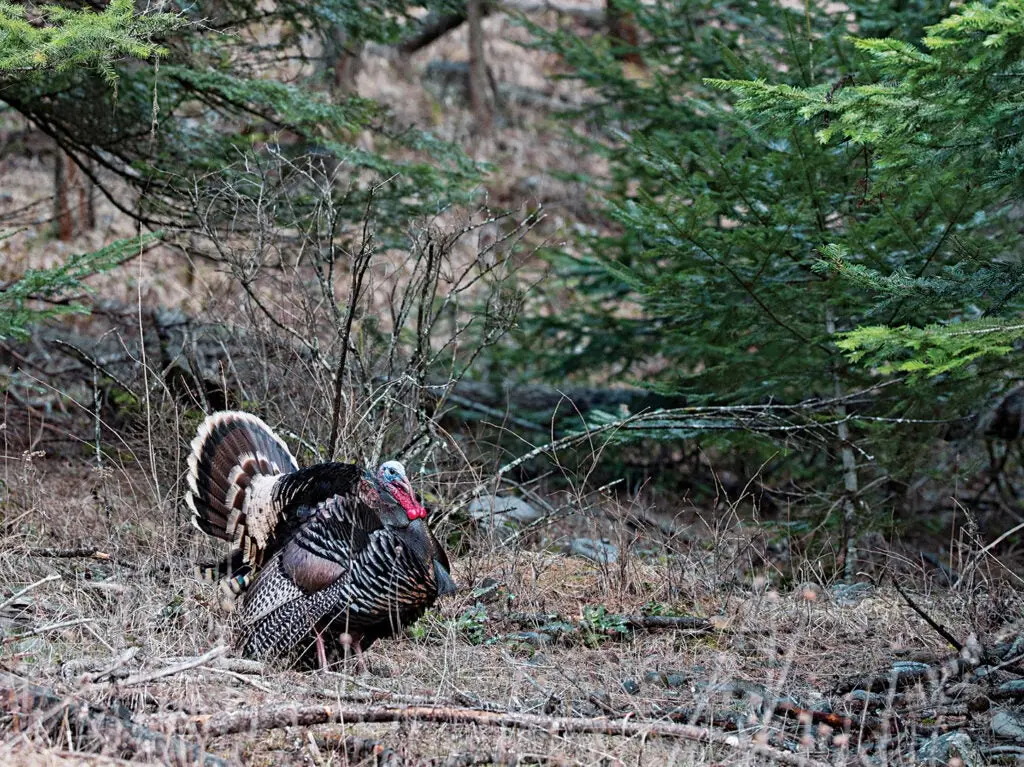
53,148 -> 94,241
327,24 -> 363,96
826,306 -> 860,580
80,157 -> 96,230
467,0 -> 494,134
54,148 -> 73,241
606,0 -> 644,68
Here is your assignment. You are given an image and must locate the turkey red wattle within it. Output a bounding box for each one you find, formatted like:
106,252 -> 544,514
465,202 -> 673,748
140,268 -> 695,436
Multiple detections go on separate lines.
388,483 -> 428,520
377,460 -> 428,520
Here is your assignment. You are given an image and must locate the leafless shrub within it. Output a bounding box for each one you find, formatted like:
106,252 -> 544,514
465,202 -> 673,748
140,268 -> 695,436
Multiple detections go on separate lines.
178,149 -> 541,477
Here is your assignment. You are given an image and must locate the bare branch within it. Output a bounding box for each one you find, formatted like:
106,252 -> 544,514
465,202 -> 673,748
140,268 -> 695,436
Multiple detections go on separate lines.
170,701 -> 830,767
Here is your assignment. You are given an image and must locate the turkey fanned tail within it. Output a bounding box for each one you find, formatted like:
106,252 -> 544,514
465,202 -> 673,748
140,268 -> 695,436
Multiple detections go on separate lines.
186,411 -> 297,560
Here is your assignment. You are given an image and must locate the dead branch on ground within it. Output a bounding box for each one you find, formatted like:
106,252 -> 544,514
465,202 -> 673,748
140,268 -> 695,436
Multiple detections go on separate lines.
94,646 -> 229,689
168,701 -> 831,767
24,547 -> 112,561
0,574 -> 61,613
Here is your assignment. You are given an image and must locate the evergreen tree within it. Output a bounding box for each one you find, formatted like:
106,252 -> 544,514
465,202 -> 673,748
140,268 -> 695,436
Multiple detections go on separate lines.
715,0 -> 1024,380
518,0 -> 1022,519
1,1 -> 478,243
0,1 -> 178,338
0,0 -> 179,79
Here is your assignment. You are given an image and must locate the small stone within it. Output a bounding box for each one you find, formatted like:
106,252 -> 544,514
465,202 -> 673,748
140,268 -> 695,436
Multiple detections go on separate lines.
918,731 -> 983,766
569,538 -> 619,564
621,679 -> 641,695
889,660 -> 932,687
997,680 -> 1024,698
665,673 -> 686,688
468,495 -> 543,541
891,660 -> 931,675
644,670 -> 664,685
830,582 -> 873,606
972,665 -> 999,681
845,689 -> 886,709
510,631 -> 552,648
992,709 -> 1024,742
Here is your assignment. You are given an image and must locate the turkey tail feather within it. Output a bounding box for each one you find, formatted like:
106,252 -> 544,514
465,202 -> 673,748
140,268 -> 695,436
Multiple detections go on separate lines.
186,411 -> 297,546
434,560 -> 458,597
194,550 -> 252,595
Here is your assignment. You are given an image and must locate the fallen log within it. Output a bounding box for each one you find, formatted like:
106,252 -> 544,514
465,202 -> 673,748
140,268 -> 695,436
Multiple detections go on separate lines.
168,701 -> 831,767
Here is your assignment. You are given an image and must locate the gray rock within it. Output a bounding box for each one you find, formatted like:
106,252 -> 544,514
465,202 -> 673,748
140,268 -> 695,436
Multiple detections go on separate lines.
992,709 -> 1024,742
621,679 -> 640,695
642,670 -> 686,688
830,581 -> 874,606
510,631 -> 552,648
845,689 -> 886,709
997,680 -> 1024,698
891,660 -> 931,675
665,673 -> 686,689
468,495 -> 543,541
917,731 -> 984,766
971,665 -> 995,681
569,538 -> 619,564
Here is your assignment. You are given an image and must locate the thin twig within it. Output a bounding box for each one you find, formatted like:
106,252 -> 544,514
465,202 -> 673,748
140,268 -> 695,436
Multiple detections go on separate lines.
955,519 -> 1024,589
327,183 -> 383,458
2,617 -> 94,644
199,665 -> 276,693
0,573 -> 61,613
106,646 -> 229,688
891,579 -> 963,652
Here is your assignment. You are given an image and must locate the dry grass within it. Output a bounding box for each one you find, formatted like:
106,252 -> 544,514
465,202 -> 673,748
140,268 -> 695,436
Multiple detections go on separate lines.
1,442 -> 1020,765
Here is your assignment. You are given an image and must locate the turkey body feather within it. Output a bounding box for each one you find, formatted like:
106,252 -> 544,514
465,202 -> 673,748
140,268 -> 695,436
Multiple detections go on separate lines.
185,411 -> 456,667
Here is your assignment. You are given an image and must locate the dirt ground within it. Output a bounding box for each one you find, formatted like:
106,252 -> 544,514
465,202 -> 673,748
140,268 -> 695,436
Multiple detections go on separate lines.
0,453 -> 1021,766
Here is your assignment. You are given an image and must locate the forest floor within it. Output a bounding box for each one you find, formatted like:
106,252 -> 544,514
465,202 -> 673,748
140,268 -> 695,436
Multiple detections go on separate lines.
0,453 -> 1021,766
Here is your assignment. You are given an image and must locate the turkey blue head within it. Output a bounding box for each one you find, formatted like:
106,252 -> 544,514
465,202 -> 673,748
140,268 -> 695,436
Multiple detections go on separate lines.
377,460 -> 427,521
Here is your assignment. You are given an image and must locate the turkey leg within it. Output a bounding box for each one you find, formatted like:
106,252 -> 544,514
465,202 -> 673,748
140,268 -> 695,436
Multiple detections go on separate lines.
315,631 -> 329,671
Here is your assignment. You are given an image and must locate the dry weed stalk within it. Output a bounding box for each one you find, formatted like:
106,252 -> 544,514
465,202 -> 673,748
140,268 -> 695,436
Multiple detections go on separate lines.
185,149 -> 539,473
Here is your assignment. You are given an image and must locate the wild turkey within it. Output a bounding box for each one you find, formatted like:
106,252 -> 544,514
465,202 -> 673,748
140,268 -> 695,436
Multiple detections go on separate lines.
185,411 -> 456,669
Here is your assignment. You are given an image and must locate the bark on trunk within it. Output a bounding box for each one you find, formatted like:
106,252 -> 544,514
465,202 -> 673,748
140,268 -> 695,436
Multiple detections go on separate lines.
468,0 -> 494,134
